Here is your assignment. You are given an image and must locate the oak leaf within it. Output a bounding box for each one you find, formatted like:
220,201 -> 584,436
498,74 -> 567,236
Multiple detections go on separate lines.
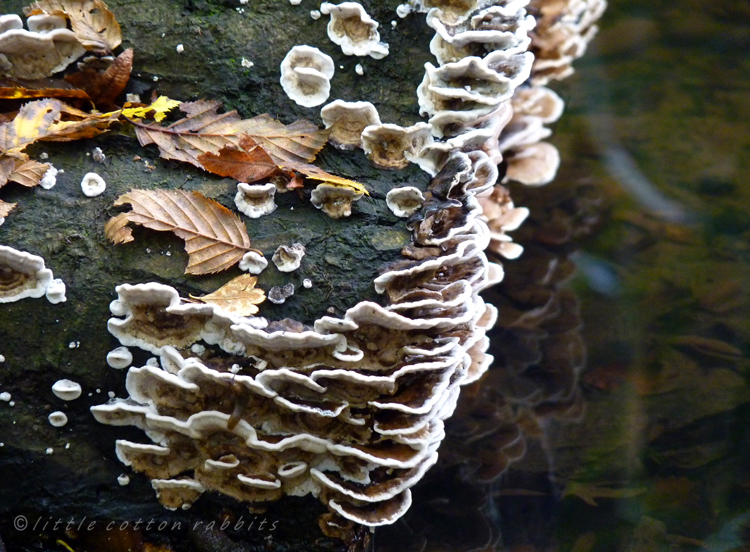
189,274 -> 266,316
197,134 -> 279,183
105,189 -> 257,275
129,100 -> 328,168
25,0 -> 122,55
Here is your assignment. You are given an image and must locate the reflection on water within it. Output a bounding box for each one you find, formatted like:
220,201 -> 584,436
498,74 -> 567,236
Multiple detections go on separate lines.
379,0 -> 750,550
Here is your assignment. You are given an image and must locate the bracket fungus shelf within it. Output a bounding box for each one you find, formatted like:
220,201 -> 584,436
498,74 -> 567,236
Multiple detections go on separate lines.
0,0 -> 606,547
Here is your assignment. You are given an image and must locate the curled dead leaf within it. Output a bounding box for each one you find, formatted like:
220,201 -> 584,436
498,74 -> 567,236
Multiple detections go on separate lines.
65,48 -> 133,108
189,274 -> 266,316
0,199 -> 16,218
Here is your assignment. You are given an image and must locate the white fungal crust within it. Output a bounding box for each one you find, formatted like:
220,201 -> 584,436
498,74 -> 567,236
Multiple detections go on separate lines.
320,100 -> 381,150
386,187 -> 425,217
310,183 -> 363,219
80,172 -> 106,197
279,45 -> 335,108
272,243 -> 306,272
320,2 -> 389,59
239,251 -> 269,274
0,245 -> 54,303
0,15 -> 85,79
52,379 -> 82,401
234,183 -> 277,218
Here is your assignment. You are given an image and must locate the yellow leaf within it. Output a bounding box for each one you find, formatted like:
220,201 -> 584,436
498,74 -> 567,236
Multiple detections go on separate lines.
0,99 -> 62,156
282,160 -> 369,196
190,274 -> 266,316
121,96 -> 181,122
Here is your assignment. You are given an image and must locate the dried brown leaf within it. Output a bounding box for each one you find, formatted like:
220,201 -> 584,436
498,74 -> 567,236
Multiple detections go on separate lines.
64,48 -> 133,108
105,189 -> 256,274
197,134 -> 279,183
25,0 -> 122,54
0,199 -> 16,218
130,100 -> 328,170
190,274 -> 266,316
8,159 -> 50,187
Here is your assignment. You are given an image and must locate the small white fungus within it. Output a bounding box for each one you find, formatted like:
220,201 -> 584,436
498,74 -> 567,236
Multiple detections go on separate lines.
48,411 -> 68,427
65,443 -> 70,449
289,0 -> 301,4
40,152 -> 49,160
9,401 -> 14,406
39,166 -> 58,190
0,355 -> 5,362
303,278 -> 312,289
45,278 -> 66,304
0,392 -> 10,402
191,343 -> 206,355
106,346 -> 133,369
46,447 -> 54,455
241,57 -> 254,68
51,379 -> 82,401
311,10 -> 321,19
126,93 -> 141,103
81,172 -> 106,197
176,44 -> 184,53
355,63 -> 364,75
108,391 -> 115,398
118,474 -> 131,486
92,147 -> 105,163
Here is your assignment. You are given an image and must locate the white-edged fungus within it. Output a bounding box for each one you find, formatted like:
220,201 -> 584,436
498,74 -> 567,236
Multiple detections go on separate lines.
107,346 -> 133,369
272,243 -> 306,272
320,100 -> 381,150
48,411 -> 68,427
320,2 -> 389,59
92,147 -> 105,163
234,183 -> 277,218
386,187 -> 425,217
303,278 -> 313,289
239,251 -> 269,274
267,283 -> 295,304
0,24 -> 86,79
0,245 -> 54,303
311,183 -> 363,218
361,122 -> 433,170
504,142 -> 560,186
26,14 -> 66,33
51,379 -> 82,401
80,172 -> 106,197
45,278 -> 66,304
279,45 -> 335,108
118,474 -> 131,486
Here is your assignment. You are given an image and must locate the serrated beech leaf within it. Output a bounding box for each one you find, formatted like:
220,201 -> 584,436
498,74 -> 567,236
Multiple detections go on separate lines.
105,189 -> 257,274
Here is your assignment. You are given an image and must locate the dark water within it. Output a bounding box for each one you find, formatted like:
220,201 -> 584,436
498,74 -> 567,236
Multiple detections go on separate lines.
376,1 -> 750,550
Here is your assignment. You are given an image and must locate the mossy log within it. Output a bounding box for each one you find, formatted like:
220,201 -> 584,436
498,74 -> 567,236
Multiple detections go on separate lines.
0,1 -> 434,550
